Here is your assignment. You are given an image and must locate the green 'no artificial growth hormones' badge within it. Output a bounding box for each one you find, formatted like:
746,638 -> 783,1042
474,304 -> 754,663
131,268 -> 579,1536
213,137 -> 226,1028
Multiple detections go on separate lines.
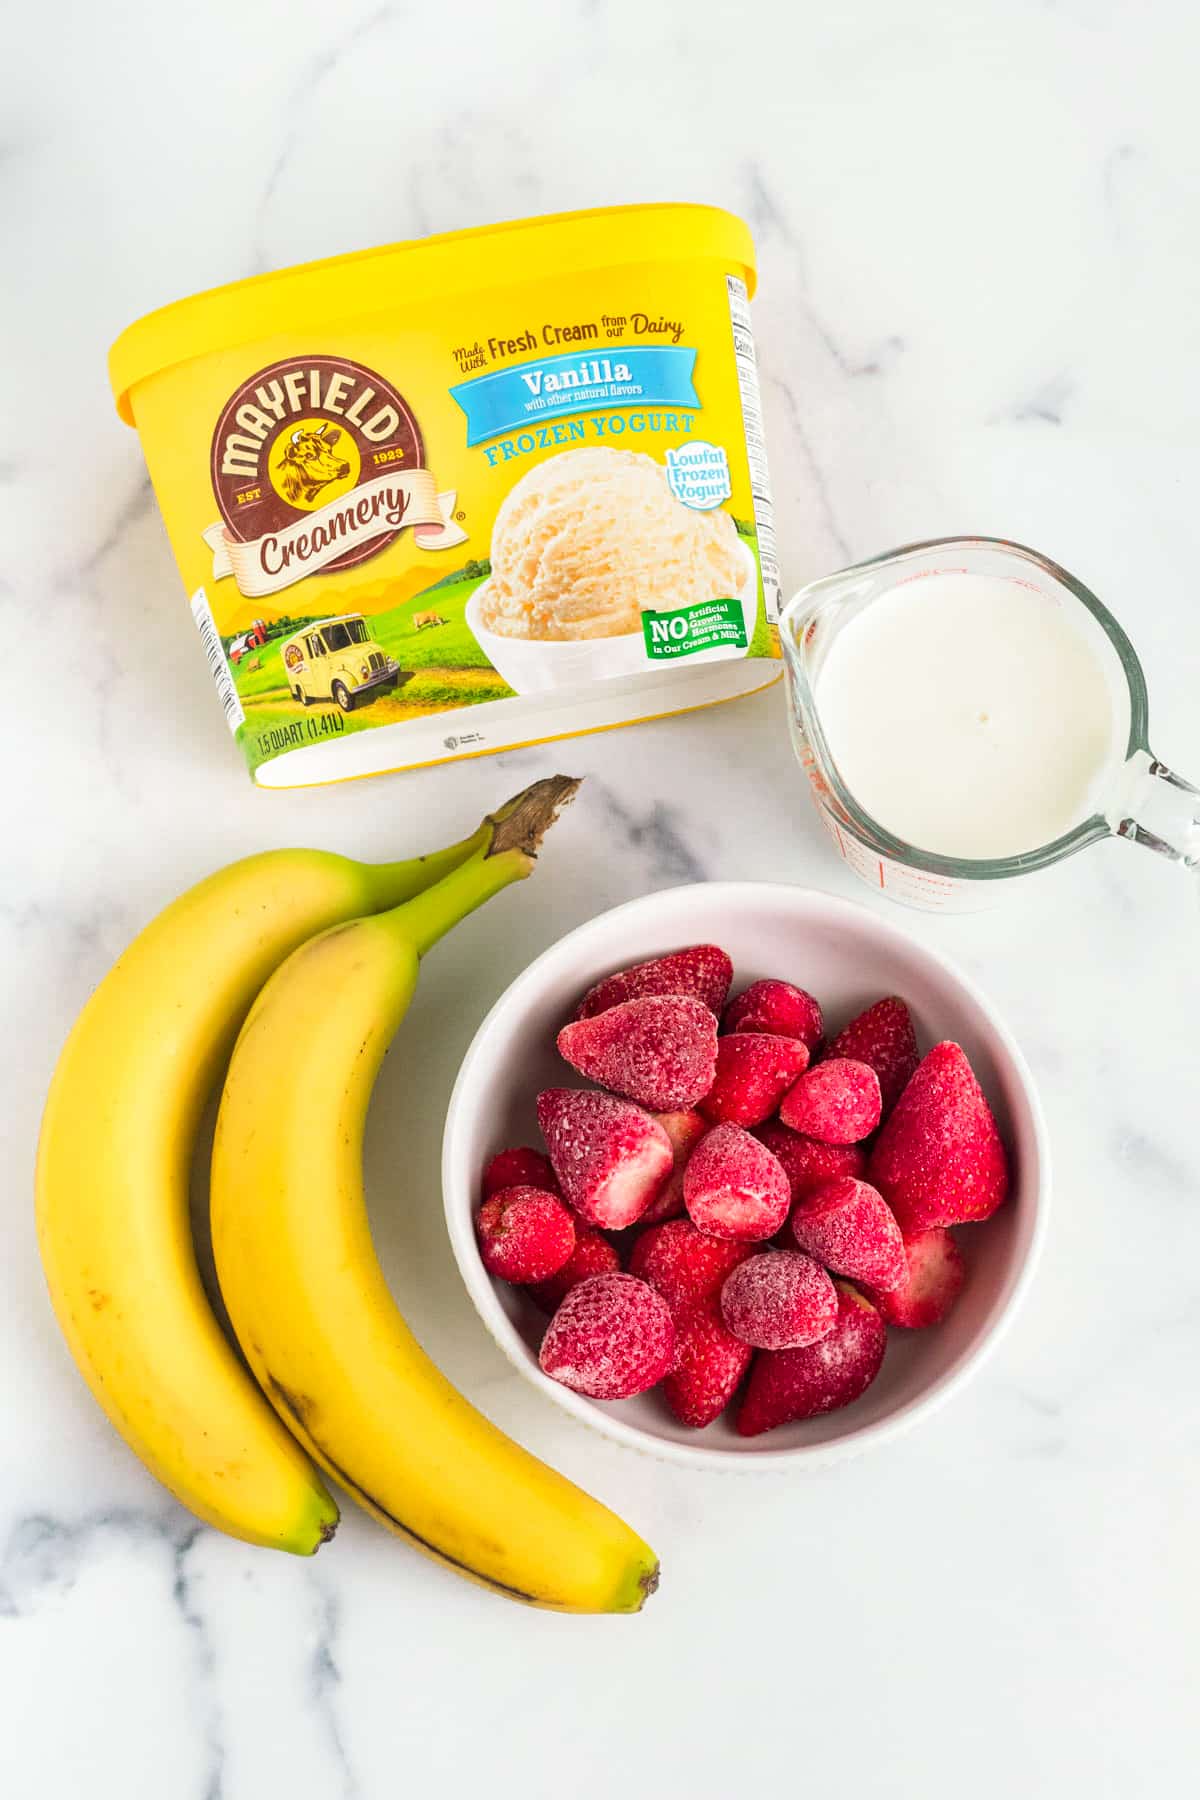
642,599 -> 749,660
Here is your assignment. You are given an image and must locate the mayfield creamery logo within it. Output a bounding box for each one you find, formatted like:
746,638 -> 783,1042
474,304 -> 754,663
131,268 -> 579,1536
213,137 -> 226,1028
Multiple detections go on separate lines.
203,355 -> 466,599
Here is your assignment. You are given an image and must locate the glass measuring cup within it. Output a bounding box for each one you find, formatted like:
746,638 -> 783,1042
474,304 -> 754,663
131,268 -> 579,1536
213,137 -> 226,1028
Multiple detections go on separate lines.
780,536 -> 1200,912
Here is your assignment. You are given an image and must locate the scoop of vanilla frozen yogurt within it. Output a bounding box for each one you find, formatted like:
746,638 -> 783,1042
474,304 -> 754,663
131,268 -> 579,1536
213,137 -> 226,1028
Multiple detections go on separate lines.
480,446 -> 745,641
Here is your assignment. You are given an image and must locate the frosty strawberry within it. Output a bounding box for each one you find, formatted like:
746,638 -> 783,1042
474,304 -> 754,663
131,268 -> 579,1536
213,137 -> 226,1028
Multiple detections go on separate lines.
723,979 -> 823,1051
683,1123 -> 791,1242
826,997 -> 919,1115
780,1058 -> 881,1144
868,1229 -> 965,1328
700,1033 -> 809,1128
527,1226 -> 622,1312
475,1187 -> 576,1283
790,1175 -> 906,1291
639,1109 -> 708,1224
574,944 -> 733,1020
736,1283 -> 886,1435
720,1251 -> 838,1350
537,1089 -> 673,1229
557,995 -> 717,1111
868,1042 -> 1009,1230
662,1310 -> 752,1428
539,1273 -> 675,1400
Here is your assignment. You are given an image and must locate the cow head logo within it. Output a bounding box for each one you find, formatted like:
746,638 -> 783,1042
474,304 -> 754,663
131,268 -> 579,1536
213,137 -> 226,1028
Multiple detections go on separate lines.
270,419 -> 359,511
211,355 -> 424,579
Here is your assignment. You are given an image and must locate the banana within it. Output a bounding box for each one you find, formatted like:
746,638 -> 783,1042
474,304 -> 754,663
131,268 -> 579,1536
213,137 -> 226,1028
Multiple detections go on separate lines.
36,811 -> 493,1553
211,776 -> 660,1613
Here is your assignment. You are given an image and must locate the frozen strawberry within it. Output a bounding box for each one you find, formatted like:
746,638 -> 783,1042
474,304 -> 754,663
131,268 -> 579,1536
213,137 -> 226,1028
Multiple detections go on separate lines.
475,1187 -> 576,1284
539,1273 -> 675,1400
684,1123 -> 791,1242
869,1228 -> 965,1328
557,995 -> 717,1111
699,1032 -> 810,1128
481,1145 -> 558,1200
736,1282 -> 887,1436
753,1120 -> 868,1202
720,1251 -> 838,1350
661,1309 -> 752,1428
780,1058 -> 881,1144
867,1041 -> 1010,1230
537,1089 -> 673,1230
723,979 -> 824,1051
574,944 -> 733,1021
528,1227 -> 622,1312
790,1174 -> 905,1291
632,1209 -> 755,1428
827,997 -> 919,1115
629,1216 -> 754,1314
639,1109 -> 709,1224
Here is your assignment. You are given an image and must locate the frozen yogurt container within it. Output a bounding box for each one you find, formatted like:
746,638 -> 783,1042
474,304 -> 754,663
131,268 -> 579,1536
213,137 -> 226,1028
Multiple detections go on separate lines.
109,204 -> 782,787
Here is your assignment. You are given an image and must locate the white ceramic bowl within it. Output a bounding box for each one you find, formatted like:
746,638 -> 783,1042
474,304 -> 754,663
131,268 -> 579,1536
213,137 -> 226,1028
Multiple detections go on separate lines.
465,540 -> 759,695
442,884 -> 1048,1468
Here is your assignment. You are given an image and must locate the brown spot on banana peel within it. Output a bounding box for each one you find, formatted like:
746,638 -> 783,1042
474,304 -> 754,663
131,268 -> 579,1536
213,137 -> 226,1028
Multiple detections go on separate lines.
265,1373 -> 638,1608
266,1378 -> 320,1433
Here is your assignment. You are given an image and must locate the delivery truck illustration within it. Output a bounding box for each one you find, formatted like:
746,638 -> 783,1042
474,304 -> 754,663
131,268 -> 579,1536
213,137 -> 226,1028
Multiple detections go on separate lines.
280,614 -> 400,712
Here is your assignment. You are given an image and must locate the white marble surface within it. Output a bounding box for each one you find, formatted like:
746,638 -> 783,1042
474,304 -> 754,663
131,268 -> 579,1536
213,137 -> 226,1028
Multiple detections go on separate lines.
4,2 -> 1200,1795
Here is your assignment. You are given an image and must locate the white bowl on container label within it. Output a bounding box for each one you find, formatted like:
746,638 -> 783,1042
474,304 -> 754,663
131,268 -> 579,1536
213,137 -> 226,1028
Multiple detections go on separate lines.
466,540 -> 759,695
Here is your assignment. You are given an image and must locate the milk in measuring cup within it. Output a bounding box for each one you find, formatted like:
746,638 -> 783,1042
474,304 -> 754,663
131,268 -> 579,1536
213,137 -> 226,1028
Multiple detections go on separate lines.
815,572 -> 1120,859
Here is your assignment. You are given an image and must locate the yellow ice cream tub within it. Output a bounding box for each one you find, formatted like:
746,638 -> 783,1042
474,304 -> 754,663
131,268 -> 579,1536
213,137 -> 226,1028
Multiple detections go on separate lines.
109,204 -> 781,787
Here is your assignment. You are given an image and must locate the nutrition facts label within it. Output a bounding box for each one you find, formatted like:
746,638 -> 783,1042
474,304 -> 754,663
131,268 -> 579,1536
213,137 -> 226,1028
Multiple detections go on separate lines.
726,275 -> 781,621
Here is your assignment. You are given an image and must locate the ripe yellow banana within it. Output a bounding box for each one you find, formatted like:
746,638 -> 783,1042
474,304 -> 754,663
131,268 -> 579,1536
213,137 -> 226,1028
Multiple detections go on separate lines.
36,811 -> 494,1553
211,776 -> 660,1613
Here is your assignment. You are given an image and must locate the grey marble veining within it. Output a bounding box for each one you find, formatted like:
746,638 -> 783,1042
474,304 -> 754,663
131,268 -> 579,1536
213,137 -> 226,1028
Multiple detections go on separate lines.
4,1 -> 1200,1796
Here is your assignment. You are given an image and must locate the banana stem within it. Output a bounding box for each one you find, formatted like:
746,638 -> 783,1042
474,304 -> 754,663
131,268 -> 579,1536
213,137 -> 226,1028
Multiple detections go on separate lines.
483,774 -> 581,853
358,822 -> 492,913
392,776 -> 581,957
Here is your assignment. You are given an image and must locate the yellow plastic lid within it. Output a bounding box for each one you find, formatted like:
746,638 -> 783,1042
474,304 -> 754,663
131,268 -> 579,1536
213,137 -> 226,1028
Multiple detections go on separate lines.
108,202 -> 757,425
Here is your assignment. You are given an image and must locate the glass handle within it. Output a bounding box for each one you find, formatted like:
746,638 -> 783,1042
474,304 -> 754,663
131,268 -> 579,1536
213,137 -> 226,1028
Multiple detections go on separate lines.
1113,749 -> 1200,868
